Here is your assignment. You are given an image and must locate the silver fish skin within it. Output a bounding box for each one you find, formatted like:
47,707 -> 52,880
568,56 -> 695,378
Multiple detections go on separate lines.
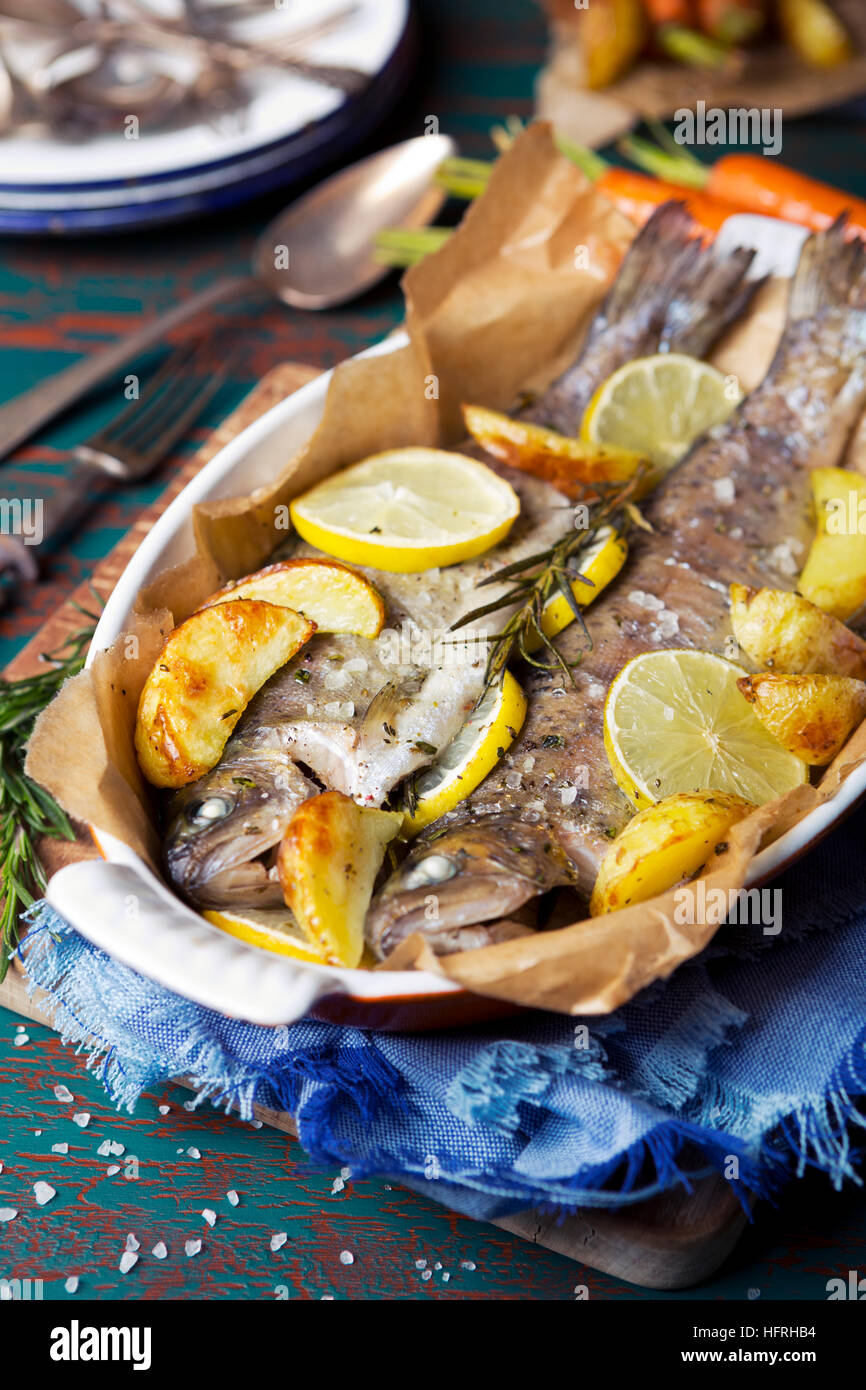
368,217 -> 866,954
163,471 -> 568,910
523,201 -> 760,436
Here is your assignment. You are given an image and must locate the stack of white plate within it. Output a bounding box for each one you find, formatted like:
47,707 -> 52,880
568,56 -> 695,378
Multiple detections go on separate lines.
0,0 -> 413,233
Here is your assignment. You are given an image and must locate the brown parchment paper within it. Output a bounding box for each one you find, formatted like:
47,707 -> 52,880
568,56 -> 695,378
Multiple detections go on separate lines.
537,1 -> 866,150
24,123 -> 866,1017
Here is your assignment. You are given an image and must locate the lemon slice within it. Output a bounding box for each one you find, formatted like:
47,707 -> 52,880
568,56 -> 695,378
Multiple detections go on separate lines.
202,908 -> 329,963
403,670 -> 527,835
289,448 -> 520,573
603,649 -> 808,810
582,354 -> 740,474
527,526 -> 628,651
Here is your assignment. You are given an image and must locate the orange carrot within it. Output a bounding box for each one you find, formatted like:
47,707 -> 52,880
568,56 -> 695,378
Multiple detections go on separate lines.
597,167 -> 739,234
642,0 -> 694,23
622,135 -> 866,241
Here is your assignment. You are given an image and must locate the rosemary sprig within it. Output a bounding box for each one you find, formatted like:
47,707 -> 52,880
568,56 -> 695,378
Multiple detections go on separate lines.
451,469 -> 647,694
0,616 -> 97,979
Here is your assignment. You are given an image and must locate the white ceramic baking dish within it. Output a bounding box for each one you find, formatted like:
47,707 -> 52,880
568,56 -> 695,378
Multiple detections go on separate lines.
44,215 -> 866,1027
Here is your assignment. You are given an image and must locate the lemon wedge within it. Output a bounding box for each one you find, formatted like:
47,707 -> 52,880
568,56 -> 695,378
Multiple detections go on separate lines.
202,908 -> 329,963
403,671 -> 527,835
289,448 -> 520,573
603,649 -> 808,810
527,526 -> 628,651
798,467 -> 866,621
582,354 -> 740,474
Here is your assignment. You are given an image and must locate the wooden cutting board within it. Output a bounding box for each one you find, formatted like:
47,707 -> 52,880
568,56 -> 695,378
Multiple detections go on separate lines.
0,363 -> 747,1291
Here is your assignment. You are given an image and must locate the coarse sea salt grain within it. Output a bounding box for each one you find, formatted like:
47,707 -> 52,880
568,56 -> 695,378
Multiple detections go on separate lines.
72,1113 -> 90,1129
187,1147 -> 201,1159
0,1208 -> 17,1222
109,1142 -> 125,1157
13,1033 -> 29,1047
226,1190 -> 239,1207
51,1143 -> 69,1155
158,1105 -> 170,1116
119,1251 -> 138,1274
415,1259 -> 426,1270
339,1250 -> 354,1266
712,477 -> 735,504
97,1140 -> 111,1157
34,1182 -> 55,1206
185,1240 -> 202,1258
202,1209 -> 217,1228
460,1260 -> 476,1271
331,1177 -> 345,1195
125,1234 -> 140,1252
421,1270 -> 432,1281
270,1233 -> 288,1252
106,1165 -> 120,1177
152,1242 -> 168,1260
53,1085 -> 73,1104
65,1276 -> 79,1294
560,785 -> 577,806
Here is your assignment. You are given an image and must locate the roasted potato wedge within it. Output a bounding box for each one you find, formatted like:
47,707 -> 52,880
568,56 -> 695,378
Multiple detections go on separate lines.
737,672 -> 866,766
463,403 -> 645,496
200,557 -> 385,638
778,0 -> 853,68
590,791 -> 754,917
135,600 -> 315,789
277,791 -> 403,968
579,0 -> 647,90
798,468 -> 866,622
729,583 -> 866,678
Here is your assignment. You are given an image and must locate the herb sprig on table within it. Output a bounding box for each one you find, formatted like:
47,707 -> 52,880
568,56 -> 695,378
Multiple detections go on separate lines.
0,616 -> 97,980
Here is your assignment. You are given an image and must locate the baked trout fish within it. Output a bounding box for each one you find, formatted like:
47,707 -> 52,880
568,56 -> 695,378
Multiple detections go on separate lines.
367,216 -> 866,955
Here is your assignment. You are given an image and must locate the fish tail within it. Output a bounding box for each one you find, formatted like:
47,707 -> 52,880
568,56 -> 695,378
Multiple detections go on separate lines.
785,214 -> 866,323
661,244 -> 761,358
595,202 -> 701,335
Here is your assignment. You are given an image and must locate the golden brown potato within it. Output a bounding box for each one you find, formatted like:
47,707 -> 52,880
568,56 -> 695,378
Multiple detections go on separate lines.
737,672 -> 866,766
729,583 -> 866,679
798,468 -> 866,621
589,791 -> 755,917
200,557 -> 385,638
277,791 -> 403,968
135,600 -> 315,789
462,403 -> 645,496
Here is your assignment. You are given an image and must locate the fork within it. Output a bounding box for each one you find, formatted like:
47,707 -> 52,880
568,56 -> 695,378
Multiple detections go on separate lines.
0,339 -> 231,608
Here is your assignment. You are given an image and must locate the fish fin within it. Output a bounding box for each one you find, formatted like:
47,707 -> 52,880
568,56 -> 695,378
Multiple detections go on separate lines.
359,677 -> 423,745
661,247 -> 762,358
592,201 -> 701,335
785,215 -> 866,322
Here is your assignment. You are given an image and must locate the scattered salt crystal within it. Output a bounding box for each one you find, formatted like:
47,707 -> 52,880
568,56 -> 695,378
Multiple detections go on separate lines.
270,1233 -> 288,1252
344,658 -> 368,674
187,1148 -> 201,1159
323,701 -> 342,718
227,1190 -> 239,1207
657,610 -> 679,638
109,1141 -> 125,1157
324,668 -> 348,690
421,1269 -> 432,1281
339,1250 -> 354,1266
729,526 -> 744,541
34,1130 -> 42,1137
415,1259 -> 427,1270
106,1165 -> 120,1177
340,1166 -> 351,1179
34,1182 -> 55,1206
331,1177 -> 345,1195
13,1033 -> 29,1047
184,1240 -> 201,1258
183,1100 -> 196,1112
522,755 -> 535,772
504,770 -> 523,790
442,1271 -> 451,1282
119,1251 -> 138,1274
250,1120 -> 262,1130
53,1085 -> 73,1104
15,1024 -> 24,1031
158,1105 -> 170,1116
712,477 -> 735,504
560,785 -> 577,806
125,1233 -> 140,1252
152,1242 -> 168,1260
434,1262 -> 442,1271
97,1141 -> 111,1157
0,1208 -> 17,1222
586,682 -> 605,702
460,1261 -> 476,1271
51,1143 -> 69,1155
202,1209 -> 216,1227
65,1276 -> 79,1294
72,1113 -> 90,1129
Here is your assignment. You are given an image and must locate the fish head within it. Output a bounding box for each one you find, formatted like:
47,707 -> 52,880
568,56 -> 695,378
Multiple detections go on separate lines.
163,751 -> 313,910
366,816 -> 572,958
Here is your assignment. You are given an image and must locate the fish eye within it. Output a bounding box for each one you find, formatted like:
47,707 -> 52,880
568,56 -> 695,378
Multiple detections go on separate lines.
402,854 -> 458,889
186,795 -> 234,826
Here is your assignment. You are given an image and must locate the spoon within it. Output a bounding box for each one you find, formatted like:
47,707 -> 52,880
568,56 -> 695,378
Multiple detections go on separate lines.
0,133 -> 455,461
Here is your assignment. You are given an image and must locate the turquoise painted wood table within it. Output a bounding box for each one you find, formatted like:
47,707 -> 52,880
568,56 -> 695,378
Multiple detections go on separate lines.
2,0 -> 866,1299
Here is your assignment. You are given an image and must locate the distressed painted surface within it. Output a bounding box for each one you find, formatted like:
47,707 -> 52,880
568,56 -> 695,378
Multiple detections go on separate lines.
2,0 -> 866,1298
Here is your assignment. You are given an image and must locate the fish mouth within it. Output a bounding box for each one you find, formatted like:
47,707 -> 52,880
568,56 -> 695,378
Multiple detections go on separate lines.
366,817 -> 575,959
164,826 -> 286,910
